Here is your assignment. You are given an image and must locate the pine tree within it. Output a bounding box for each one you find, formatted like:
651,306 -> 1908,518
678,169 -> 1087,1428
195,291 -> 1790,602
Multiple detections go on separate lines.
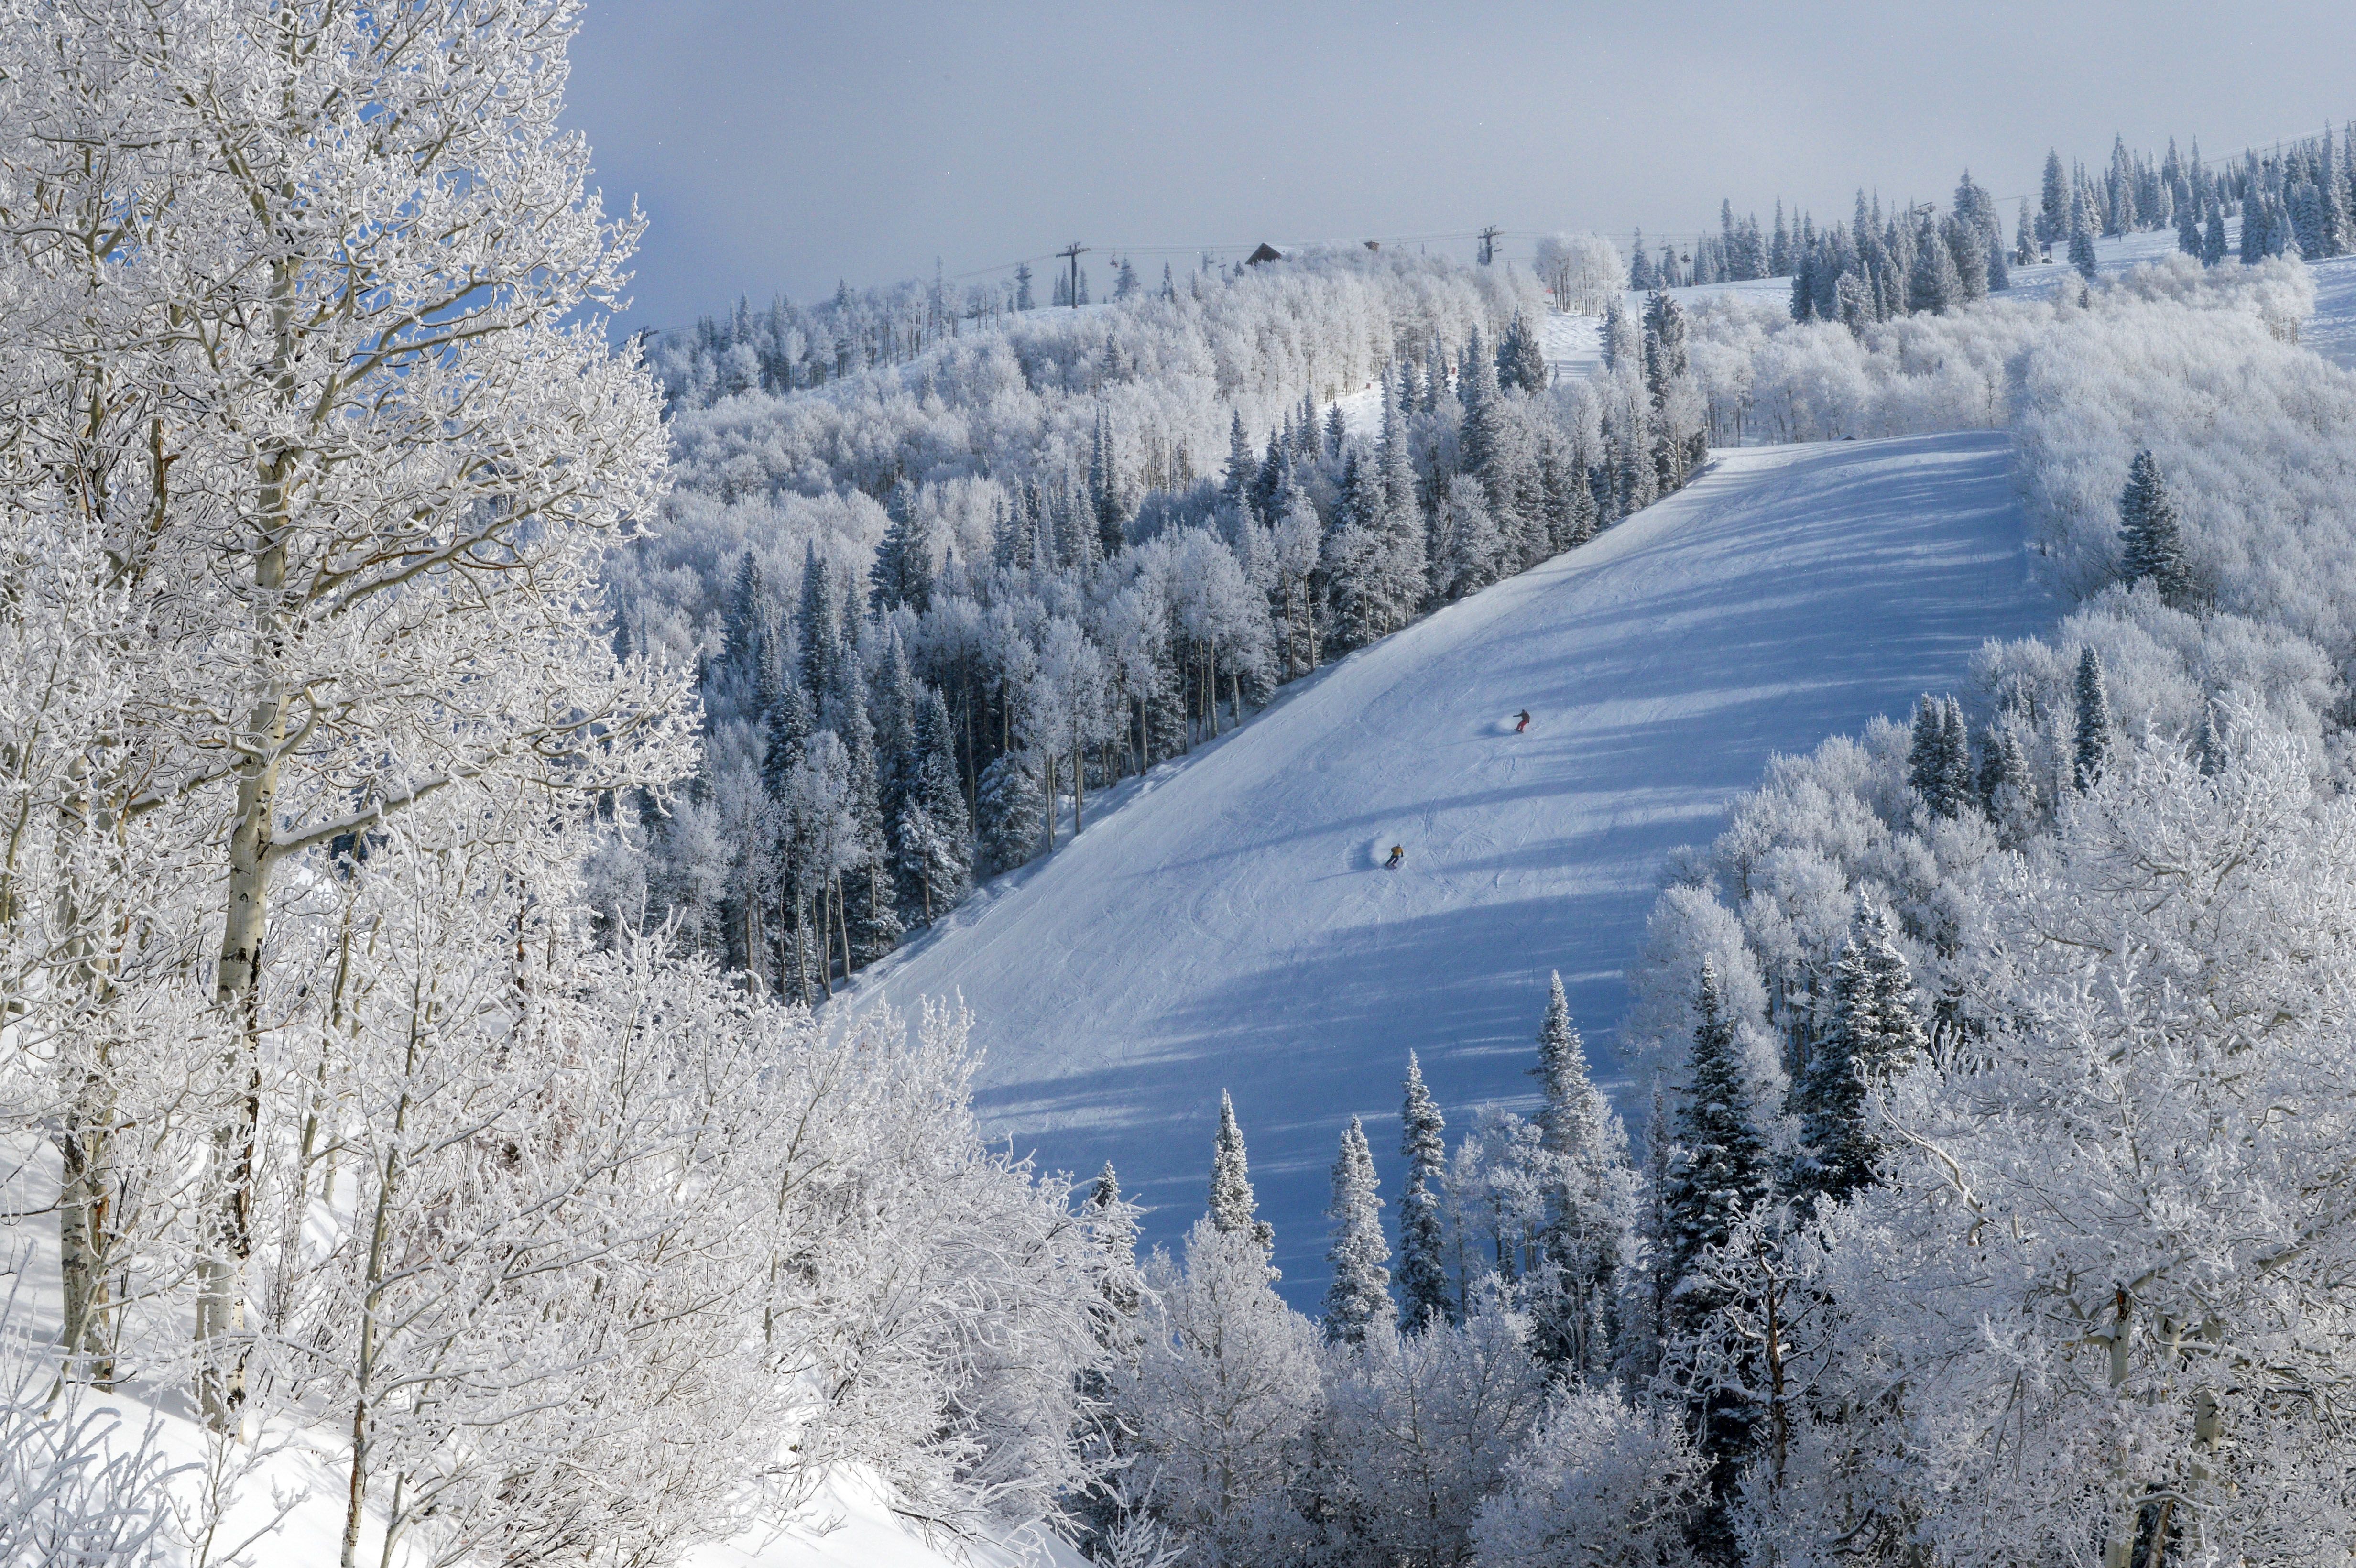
2069,200 -> 2101,280
896,686 -> 972,924
1662,962 -> 1773,1562
1014,261 -> 1034,311
1398,1052 -> 1453,1329
870,479 -> 931,614
1070,1173 -> 1137,1362
2177,197 -> 2204,258
1321,1117 -> 1395,1345
1089,407 -> 1126,559
2073,644 -> 2112,790
1628,228 -> 1657,290
797,546 -> 844,710
1939,697 -> 1974,817
1906,214 -> 1958,314
974,749 -> 1044,875
1497,313 -> 1549,394
1458,327 -> 1501,482
1662,962 -> 1771,1310
1946,174 -> 1992,301
2040,151 -> 2069,243
1210,1090 -> 1276,1254
872,628 -> 921,906
840,684 -> 903,966
2195,703 -> 2226,777
2203,200 -> 2229,266
1975,719 -> 2010,813
720,551 -> 768,694
1796,904 -> 1927,1205
1906,694 -> 1962,817
1221,411 -> 1256,517
1641,289 -> 1689,404
1530,972 -> 1627,1372
2118,449 -> 2192,604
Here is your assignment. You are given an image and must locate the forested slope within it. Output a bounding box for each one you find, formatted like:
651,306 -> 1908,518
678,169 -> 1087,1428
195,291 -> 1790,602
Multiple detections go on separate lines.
862,431 -> 2054,1297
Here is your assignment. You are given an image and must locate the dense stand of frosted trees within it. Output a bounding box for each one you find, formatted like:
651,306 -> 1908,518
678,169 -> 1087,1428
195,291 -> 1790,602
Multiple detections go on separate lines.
12,12 -> 2356,1558
602,244 -> 1705,997
1064,250 -> 2356,1568
2028,128 -> 2356,275
0,5 -> 1144,1564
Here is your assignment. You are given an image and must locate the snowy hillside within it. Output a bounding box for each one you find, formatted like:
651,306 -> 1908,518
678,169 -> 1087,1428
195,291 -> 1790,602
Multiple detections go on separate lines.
862,431 -> 2055,1299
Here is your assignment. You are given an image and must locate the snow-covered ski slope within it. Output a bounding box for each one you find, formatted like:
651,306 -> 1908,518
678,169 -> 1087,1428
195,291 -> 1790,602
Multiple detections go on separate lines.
865,432 -> 2055,1303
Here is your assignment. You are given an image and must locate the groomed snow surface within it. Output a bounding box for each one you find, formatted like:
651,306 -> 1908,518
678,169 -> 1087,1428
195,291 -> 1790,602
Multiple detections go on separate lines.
865,430 -> 2055,1306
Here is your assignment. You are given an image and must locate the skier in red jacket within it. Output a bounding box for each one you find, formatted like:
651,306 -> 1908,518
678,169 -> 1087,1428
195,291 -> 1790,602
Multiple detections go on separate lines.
1515,709 -> 1532,733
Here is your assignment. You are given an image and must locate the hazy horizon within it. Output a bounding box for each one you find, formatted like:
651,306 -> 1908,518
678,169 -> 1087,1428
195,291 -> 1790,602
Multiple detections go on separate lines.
567,2 -> 2356,332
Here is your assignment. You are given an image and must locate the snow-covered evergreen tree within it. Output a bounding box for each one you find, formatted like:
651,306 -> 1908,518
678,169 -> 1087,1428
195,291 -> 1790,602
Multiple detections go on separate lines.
1795,904 -> 1927,1204
1906,214 -> 1959,314
1496,312 -> 1549,394
1906,694 -> 1974,819
2073,643 -> 2112,790
974,749 -> 1045,874
2118,449 -> 2193,604
1399,1053 -> 1455,1328
2040,149 -> 2070,244
1529,973 -> 1633,1374
1210,1090 -> 1277,1254
1661,960 -> 1773,1562
896,686 -> 973,923
2069,200 -> 2102,279
871,478 -> 932,613
1662,962 -> 1773,1315
1322,1117 -> 1396,1344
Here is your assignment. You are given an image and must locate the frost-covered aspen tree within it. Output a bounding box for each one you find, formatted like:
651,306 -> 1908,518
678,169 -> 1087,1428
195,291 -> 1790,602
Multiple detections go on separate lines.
1318,1313 -> 1547,1564
1470,1385 -> 1707,1568
304,854 -> 781,1568
0,0 -> 693,1423
1126,1219 -> 1320,1566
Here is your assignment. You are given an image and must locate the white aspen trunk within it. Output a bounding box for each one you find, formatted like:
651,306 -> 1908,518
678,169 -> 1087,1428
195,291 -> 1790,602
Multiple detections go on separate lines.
340,1070 -> 412,1568
2103,1286 -> 2136,1568
1042,752 -> 1057,855
790,887 -> 809,1001
201,515 -> 290,1430
200,195 -> 306,1426
832,871 -> 853,981
56,1103 -> 113,1384
1072,744 -> 1085,833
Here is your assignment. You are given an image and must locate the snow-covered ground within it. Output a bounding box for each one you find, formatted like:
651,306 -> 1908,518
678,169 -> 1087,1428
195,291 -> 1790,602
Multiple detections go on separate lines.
2307,252 -> 2356,368
0,1156 -> 1070,1568
862,432 -> 2055,1305
1540,309 -> 1603,381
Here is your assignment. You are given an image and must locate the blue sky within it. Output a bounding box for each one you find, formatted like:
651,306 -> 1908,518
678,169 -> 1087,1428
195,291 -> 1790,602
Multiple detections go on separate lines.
567,1 -> 2356,332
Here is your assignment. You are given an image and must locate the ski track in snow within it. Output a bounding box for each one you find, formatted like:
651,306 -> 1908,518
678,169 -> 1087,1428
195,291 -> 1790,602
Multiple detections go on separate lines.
2306,252 -> 2356,369
859,431 -> 2056,1307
